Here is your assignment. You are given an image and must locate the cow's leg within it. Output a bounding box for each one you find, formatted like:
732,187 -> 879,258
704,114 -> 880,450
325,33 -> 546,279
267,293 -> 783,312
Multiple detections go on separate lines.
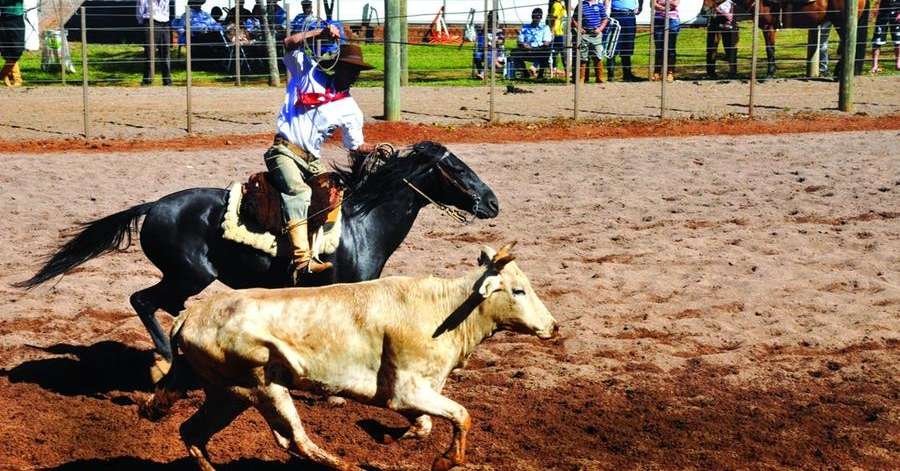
256,383 -> 354,470
400,414 -> 433,440
179,389 -> 249,471
391,386 -> 471,471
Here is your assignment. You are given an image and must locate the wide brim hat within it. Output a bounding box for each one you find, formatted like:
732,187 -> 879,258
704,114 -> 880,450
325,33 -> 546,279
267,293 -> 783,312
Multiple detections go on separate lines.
337,44 -> 375,70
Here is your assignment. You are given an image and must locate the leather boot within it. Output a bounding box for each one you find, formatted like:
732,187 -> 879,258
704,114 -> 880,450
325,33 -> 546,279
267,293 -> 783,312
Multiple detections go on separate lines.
1,63 -> 13,87
286,220 -> 332,284
10,62 -> 22,87
577,63 -> 587,83
594,59 -> 604,83
606,58 -> 615,82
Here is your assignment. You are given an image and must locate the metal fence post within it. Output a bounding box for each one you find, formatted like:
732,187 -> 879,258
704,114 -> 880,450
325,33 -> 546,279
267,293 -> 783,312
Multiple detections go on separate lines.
149,0 -> 155,83
573,2 -> 582,120
489,0 -> 498,123
186,7 -> 193,134
749,0 -> 760,117
80,7 -> 89,139
56,0 -> 67,85
807,27 -> 821,78
660,0 -> 670,119
234,4 -> 241,86
838,0 -> 858,112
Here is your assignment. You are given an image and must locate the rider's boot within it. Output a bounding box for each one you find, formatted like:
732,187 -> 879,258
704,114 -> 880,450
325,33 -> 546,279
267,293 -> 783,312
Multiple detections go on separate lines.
286,219 -> 332,284
606,58 -> 616,82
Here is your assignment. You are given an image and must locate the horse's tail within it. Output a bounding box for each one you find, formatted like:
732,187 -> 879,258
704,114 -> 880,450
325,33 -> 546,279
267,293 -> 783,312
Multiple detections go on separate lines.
140,313 -> 192,421
13,201 -> 157,289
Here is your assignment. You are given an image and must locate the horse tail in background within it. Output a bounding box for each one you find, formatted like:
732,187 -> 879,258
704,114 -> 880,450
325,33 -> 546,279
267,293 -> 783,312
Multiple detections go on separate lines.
13,201 -> 157,288
139,312 -> 192,421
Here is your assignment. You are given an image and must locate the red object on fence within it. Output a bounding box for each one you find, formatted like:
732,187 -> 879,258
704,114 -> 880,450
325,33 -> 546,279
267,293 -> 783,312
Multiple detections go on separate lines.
426,6 -> 461,44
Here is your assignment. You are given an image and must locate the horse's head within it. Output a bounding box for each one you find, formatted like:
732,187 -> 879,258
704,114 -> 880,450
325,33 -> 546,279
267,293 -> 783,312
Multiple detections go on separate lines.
408,141 -> 499,219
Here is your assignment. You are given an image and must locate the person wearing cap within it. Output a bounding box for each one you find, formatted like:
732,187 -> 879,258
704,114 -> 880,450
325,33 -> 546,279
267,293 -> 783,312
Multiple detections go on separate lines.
267,24 -> 375,282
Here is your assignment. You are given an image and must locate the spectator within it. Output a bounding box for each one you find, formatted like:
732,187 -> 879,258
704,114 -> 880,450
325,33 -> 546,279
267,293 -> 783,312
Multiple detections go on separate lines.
225,0 -> 253,26
548,0 -> 567,78
0,0 -> 24,87
291,0 -> 315,31
705,0 -> 737,79
870,0 -> 899,74
607,0 -> 641,81
136,0 -> 172,86
571,0 -> 609,83
511,8 -> 553,79
210,6 -> 225,22
174,0 -> 223,42
652,0 -> 679,82
473,10 -> 506,80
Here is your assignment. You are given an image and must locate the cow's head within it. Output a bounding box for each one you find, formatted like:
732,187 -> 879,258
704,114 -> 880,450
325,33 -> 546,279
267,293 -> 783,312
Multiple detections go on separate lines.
476,242 -> 558,339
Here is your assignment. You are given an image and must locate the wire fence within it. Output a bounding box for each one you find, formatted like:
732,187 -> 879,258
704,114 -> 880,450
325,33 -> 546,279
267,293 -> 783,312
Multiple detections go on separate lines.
3,1 -> 899,138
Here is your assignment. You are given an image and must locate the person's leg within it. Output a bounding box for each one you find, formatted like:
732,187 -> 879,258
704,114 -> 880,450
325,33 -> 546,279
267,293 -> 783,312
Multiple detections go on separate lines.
653,18 -> 664,79
143,21 -> 153,85
667,21 -> 679,80
706,25 -> 720,78
620,14 -> 637,80
158,23 -> 172,85
724,28 -> 739,78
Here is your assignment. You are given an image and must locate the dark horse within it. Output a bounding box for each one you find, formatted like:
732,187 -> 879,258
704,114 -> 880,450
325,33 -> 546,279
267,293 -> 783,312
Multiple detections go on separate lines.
16,142 -> 500,360
745,0 -> 869,77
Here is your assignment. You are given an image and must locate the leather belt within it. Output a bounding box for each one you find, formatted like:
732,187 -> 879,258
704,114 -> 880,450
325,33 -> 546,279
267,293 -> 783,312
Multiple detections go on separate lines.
273,134 -> 313,162
612,9 -> 637,15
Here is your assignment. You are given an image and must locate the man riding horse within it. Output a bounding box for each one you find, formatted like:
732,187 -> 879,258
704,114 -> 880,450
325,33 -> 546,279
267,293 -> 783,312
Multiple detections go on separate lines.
267,25 -> 376,282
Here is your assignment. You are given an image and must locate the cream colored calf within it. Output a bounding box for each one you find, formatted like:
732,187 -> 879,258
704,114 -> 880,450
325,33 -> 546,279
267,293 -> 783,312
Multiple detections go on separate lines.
140,242 -> 557,471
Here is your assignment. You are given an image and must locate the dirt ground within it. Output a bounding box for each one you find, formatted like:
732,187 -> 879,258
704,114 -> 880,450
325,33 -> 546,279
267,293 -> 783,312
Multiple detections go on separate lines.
0,129 -> 898,470
1,77 -> 898,141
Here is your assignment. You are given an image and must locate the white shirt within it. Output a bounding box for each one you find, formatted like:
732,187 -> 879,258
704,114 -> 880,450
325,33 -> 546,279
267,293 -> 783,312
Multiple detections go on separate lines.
276,49 -> 365,159
136,0 -> 170,23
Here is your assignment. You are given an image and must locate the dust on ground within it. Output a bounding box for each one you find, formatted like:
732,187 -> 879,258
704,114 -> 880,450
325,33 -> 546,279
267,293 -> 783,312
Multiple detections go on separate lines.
1,129 -> 898,469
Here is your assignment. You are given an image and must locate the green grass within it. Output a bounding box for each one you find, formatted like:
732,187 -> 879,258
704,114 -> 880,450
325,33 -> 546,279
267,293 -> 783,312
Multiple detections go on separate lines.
17,24 -> 896,87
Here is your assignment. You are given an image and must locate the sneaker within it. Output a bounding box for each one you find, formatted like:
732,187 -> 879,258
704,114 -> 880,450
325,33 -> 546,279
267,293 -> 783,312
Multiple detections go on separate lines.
666,72 -> 674,82
651,73 -> 661,81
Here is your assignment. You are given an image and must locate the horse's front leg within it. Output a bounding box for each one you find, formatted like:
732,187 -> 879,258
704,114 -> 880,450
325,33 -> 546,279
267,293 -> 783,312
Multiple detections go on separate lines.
764,28 -> 777,78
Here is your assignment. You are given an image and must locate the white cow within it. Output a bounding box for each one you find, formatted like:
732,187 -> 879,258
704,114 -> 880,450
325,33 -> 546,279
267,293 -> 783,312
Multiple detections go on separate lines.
140,242 -> 557,471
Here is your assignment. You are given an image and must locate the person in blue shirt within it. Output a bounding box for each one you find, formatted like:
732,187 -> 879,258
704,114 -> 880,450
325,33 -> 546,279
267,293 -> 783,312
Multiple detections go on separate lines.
571,0 -> 609,83
472,10 -> 506,80
607,0 -> 642,81
171,0 -> 223,45
510,8 -> 553,79
291,0 -> 315,31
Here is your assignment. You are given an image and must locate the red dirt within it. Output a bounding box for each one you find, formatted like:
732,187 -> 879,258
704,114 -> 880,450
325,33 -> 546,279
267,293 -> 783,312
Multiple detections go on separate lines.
1,113 -> 897,155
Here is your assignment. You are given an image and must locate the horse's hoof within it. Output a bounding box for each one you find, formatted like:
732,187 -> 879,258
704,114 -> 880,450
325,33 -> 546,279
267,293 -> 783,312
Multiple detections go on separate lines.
150,359 -> 171,384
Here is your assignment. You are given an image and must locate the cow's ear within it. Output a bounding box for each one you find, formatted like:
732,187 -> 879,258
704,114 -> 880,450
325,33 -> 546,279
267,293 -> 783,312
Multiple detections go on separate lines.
491,241 -> 517,271
477,274 -> 502,297
478,245 -> 497,266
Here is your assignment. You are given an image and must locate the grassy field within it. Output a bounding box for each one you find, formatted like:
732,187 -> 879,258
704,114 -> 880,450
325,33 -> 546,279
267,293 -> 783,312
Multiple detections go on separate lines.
16,22 -> 895,87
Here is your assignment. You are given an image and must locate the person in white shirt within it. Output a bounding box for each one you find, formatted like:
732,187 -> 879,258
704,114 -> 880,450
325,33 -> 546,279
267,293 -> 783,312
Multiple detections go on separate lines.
267,24 -> 375,281
136,0 -> 172,85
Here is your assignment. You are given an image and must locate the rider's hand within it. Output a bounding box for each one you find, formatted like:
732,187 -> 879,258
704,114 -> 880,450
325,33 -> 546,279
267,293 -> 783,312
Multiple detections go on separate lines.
324,24 -> 342,39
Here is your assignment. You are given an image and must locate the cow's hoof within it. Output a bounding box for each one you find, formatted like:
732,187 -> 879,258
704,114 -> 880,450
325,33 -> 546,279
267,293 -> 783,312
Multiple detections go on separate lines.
150,358 -> 171,384
431,456 -> 454,471
327,396 -> 346,407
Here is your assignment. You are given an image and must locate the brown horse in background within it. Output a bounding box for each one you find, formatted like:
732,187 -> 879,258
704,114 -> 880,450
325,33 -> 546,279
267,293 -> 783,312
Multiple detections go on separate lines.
745,0 -> 870,77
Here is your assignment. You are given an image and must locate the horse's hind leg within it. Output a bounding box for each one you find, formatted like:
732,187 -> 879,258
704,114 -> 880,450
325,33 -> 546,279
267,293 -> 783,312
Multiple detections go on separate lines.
764,29 -> 777,78
131,274 -> 214,362
180,388 -> 249,471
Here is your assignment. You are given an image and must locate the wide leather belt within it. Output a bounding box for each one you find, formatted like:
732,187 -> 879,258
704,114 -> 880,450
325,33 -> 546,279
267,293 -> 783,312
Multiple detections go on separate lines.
273,134 -> 313,162
612,9 -> 637,15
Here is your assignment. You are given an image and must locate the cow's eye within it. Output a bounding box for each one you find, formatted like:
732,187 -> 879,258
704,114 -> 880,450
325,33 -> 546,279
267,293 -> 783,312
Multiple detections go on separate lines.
512,288 -> 526,296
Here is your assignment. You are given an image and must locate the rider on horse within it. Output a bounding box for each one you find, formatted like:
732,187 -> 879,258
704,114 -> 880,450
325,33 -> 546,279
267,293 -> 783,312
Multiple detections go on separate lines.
267,25 -> 376,283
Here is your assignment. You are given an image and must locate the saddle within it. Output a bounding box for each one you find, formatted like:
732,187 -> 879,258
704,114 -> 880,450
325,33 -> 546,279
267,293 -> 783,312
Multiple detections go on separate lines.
221,172 -> 343,257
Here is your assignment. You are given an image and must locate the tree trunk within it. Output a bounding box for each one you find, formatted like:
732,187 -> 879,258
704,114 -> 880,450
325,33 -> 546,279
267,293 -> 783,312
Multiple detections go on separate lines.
260,0 -> 281,86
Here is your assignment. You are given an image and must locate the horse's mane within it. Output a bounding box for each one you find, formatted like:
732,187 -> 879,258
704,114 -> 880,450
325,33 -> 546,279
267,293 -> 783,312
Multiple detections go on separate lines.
331,141 -> 449,214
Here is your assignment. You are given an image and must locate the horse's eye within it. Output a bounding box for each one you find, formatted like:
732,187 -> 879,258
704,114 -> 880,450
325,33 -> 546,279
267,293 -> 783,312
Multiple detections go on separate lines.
512,288 -> 526,296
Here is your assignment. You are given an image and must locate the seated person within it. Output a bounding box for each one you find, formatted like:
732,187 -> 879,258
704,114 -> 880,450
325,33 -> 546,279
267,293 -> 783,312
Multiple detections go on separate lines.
510,8 -> 552,79
290,0 -> 316,31
472,10 -> 506,80
172,0 -> 224,45
210,6 -> 224,22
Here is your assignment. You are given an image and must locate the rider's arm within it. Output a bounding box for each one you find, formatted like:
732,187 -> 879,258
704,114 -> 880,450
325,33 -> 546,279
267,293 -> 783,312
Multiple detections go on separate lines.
284,24 -> 342,51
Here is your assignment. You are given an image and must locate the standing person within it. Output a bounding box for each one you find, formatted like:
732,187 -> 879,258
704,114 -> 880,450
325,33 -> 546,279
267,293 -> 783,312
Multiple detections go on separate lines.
607,0 -> 641,81
870,0 -> 900,73
548,0 -> 568,78
571,0 -> 609,83
705,0 -> 738,79
0,0 -> 24,87
652,0 -> 679,82
269,25 -> 376,281
511,8 -> 553,79
136,0 -> 172,86
817,21 -> 831,77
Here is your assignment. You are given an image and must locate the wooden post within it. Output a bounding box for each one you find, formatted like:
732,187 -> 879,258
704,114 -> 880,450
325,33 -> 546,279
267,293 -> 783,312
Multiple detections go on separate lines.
186,7 -> 193,134
384,0 -> 401,121
482,0 -> 488,80
148,0 -> 155,83
563,0 -> 572,82
660,0 -> 670,119
234,3 -> 241,85
648,1 -> 654,78
749,0 -> 760,117
400,0 -> 408,86
807,27 -> 820,78
573,1 -> 582,120
489,0 -> 498,122
80,7 -> 89,139
57,0 -> 67,84
838,0 -> 857,112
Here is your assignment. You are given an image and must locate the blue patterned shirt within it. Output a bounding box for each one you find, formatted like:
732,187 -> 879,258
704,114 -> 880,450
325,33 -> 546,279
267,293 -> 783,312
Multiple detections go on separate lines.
518,22 -> 552,47
576,0 -> 607,31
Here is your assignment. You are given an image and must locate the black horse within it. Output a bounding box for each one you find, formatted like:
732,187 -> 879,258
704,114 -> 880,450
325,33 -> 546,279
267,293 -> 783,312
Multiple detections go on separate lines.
16,142 -> 500,360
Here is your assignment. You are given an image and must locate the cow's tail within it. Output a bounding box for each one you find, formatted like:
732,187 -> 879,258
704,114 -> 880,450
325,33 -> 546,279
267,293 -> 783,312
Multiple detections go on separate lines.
139,313 -> 192,422
14,201 -> 156,289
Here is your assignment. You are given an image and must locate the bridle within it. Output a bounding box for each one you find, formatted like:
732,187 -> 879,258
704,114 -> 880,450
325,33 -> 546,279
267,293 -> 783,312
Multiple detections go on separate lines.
402,149 -> 482,224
